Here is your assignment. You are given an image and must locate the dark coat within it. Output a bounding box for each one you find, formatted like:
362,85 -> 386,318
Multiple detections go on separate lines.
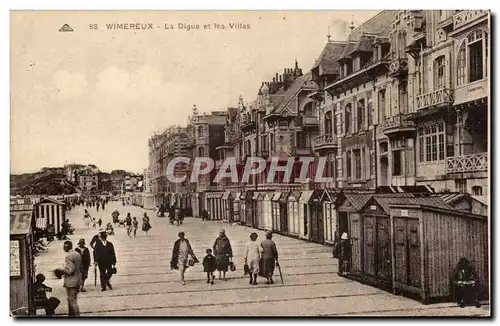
75,246 -> 91,270
339,239 -> 351,261
203,254 -> 217,273
170,238 -> 196,269
94,241 -> 117,266
213,236 -> 233,257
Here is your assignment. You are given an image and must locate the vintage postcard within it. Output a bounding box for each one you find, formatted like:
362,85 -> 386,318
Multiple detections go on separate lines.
10,10 -> 490,317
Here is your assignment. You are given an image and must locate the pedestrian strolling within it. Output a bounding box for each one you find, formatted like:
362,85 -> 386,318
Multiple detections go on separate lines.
125,213 -> 133,238
170,232 -> 198,285
142,213 -> 151,235
339,232 -> 351,276
260,231 -> 279,285
132,217 -> 138,238
54,240 -> 82,316
203,249 -> 216,284
212,229 -> 233,281
201,209 -> 209,221
245,232 -> 262,285
83,210 -> 91,229
96,202 -> 100,212
94,232 -> 117,292
75,239 -> 91,292
97,218 -> 102,228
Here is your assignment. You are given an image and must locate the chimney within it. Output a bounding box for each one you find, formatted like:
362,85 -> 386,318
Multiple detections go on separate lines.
275,73 -> 279,81
279,75 -> 282,82
272,77 -> 276,82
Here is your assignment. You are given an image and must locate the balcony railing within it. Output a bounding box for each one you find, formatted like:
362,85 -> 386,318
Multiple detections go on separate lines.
302,116 -> 320,126
380,114 -> 415,134
453,10 -> 488,30
416,88 -> 454,111
446,153 -> 488,174
313,134 -> 338,150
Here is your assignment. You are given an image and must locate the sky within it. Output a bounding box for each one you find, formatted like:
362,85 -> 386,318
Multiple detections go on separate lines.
10,10 -> 379,175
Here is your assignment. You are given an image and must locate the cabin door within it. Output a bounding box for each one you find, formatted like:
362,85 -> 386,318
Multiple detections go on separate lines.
393,217 -> 422,288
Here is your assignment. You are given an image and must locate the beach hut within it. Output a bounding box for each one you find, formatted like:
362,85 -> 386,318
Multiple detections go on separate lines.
240,191 -> 254,226
298,190 -> 314,241
271,192 -> 284,232
33,198 -> 66,235
221,191 -> 234,222
252,192 -> 266,229
262,191 -> 274,230
10,208 -> 36,314
319,188 -> 341,245
333,191 -> 373,277
232,192 -> 241,222
389,201 -> 488,304
286,191 -> 301,236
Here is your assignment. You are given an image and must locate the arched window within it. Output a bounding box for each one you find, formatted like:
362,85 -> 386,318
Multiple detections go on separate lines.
304,102 -> 314,117
457,29 -> 488,85
197,126 -> 203,138
433,56 -> 445,90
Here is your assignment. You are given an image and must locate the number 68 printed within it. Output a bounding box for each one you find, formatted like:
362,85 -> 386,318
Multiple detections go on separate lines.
89,23 -> 99,30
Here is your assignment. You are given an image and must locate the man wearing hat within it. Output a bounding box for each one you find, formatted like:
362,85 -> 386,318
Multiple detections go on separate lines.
75,239 -> 91,292
94,232 -> 117,291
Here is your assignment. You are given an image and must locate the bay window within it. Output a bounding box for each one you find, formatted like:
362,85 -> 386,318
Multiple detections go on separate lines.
418,123 -> 445,162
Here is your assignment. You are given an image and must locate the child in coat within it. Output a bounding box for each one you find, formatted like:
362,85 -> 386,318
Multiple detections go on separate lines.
203,248 -> 216,284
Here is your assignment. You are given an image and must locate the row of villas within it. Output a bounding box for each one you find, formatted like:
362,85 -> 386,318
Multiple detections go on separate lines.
147,10 -> 489,302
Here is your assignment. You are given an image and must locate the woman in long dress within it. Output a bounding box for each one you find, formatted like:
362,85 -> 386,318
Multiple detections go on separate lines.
83,210 -> 91,229
244,232 -> 262,285
170,232 -> 198,285
212,229 -> 233,281
142,213 -> 151,235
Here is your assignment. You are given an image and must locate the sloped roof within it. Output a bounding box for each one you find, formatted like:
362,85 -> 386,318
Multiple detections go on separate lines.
349,35 -> 376,55
372,196 -> 454,215
436,192 -> 468,204
312,41 -> 347,74
272,72 -> 317,114
348,10 -> 397,41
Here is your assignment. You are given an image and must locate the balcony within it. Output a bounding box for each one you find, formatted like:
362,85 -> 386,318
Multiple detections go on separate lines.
416,88 -> 454,111
453,10 -> 488,30
256,183 -> 303,192
240,120 -> 256,132
301,116 -> 320,128
380,114 -> 416,136
388,58 -> 408,78
313,134 -> 338,151
446,153 -> 488,174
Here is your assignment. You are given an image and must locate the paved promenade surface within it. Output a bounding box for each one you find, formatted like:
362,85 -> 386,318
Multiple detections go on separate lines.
35,202 -> 489,317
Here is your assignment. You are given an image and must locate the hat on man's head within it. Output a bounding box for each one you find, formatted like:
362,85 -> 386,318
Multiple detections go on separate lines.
99,228 -> 106,234
78,238 -> 85,245
341,232 -> 349,240
178,231 -> 185,237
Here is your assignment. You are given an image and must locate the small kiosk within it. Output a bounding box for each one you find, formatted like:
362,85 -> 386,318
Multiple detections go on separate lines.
319,188 -> 341,245
233,192 -> 241,222
221,191 -> 233,222
10,209 -> 36,315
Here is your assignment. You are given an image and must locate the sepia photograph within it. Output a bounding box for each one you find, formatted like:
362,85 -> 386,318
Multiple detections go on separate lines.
9,9 -> 491,317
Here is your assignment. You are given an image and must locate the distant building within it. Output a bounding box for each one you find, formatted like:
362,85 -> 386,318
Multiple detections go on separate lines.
79,169 -> 98,192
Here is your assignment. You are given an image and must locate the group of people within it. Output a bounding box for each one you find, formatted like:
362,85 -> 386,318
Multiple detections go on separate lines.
170,229 -> 280,286
34,228 -> 118,316
124,212 -> 152,237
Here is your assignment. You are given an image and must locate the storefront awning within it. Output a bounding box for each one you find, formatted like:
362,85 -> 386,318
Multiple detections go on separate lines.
272,192 -> 282,201
299,190 -> 314,204
287,191 -> 301,202
10,210 -> 33,236
264,192 -> 275,200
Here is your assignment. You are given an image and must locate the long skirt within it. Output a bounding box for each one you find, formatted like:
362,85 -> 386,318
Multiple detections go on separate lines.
259,258 -> 275,278
216,255 -> 230,272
